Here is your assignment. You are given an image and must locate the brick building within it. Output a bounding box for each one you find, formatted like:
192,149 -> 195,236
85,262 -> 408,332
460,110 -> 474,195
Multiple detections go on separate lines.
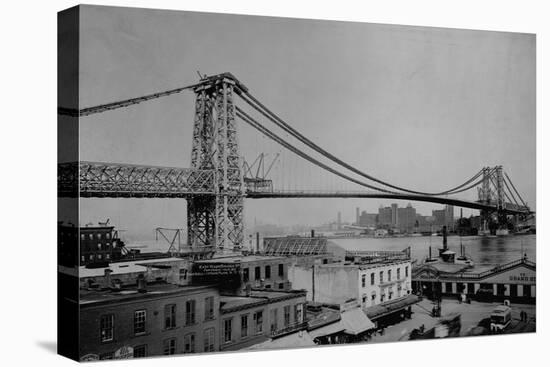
78,284 -> 220,360
193,255 -> 293,292
218,290 -> 307,351
58,223 -> 126,268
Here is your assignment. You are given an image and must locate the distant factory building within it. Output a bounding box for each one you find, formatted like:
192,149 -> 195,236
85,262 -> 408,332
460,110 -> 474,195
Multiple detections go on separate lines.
397,203 -> 416,233
378,206 -> 393,227
391,203 -> 398,227
432,205 -> 455,230
359,211 -> 378,227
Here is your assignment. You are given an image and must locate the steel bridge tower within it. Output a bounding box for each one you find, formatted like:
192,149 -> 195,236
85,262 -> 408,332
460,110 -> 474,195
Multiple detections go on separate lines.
187,74 -> 244,251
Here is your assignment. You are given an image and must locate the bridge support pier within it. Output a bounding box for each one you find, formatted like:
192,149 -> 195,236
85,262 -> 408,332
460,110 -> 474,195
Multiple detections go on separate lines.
187,74 -> 244,252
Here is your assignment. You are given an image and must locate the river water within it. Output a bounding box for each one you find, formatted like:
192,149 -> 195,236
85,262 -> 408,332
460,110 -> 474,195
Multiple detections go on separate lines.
331,234 -> 536,265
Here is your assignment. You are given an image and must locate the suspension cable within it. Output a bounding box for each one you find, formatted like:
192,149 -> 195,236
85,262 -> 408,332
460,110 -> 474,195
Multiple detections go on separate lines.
237,90 -> 483,196
236,108 -> 398,194
238,107 -> 490,198
58,82 -> 200,117
504,172 -> 529,208
502,177 -> 521,207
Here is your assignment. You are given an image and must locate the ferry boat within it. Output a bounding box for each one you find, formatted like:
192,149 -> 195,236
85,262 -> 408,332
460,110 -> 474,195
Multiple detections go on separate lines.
422,226 -> 474,267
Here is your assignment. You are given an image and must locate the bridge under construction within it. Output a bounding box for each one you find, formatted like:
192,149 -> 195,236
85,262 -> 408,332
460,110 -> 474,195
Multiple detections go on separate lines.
58,72 -> 533,252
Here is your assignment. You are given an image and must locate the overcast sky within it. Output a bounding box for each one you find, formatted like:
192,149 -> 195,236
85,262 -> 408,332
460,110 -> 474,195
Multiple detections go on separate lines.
72,5 -> 535,238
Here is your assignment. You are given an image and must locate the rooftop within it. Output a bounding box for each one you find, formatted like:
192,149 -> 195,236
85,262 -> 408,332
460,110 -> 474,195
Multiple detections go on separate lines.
220,296 -> 266,312
79,283 -> 215,307
318,258 -> 410,270
220,290 -> 306,313
195,255 -> 286,264
79,257 -> 186,278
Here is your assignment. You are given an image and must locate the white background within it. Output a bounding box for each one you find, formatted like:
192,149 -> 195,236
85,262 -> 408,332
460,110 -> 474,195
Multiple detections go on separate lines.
0,0 -> 546,366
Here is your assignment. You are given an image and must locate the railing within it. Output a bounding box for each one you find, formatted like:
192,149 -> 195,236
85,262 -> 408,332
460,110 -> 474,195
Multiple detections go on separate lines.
346,248 -> 411,263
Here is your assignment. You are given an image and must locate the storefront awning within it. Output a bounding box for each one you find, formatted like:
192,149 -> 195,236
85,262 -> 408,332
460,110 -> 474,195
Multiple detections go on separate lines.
245,331 -> 315,350
309,321 -> 346,338
365,294 -> 420,320
340,307 -> 375,335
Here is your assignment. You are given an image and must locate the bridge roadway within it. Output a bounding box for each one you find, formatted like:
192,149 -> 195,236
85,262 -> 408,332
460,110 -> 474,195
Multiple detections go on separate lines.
57,162 -> 531,215
246,191 -> 532,215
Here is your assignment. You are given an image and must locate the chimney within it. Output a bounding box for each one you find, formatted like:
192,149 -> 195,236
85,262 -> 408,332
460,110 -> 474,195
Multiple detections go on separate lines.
311,229 -> 315,238
103,268 -> 113,290
442,226 -> 448,250
137,274 -> 147,293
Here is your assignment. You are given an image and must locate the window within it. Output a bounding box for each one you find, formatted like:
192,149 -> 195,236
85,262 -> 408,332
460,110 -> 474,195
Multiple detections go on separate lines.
362,295 -> 367,305
253,311 -> 263,334
223,318 -> 233,343
134,310 -> 146,334
361,274 -> 366,288
185,300 -> 196,325
163,338 -> 176,355
379,271 -> 383,283
81,256 -> 85,263
243,268 -> 249,282
388,270 -> 392,282
96,233 -> 101,240
270,309 -> 278,334
204,296 -> 215,320
133,345 -> 147,358
80,234 -> 85,241
278,263 -> 284,276
106,233 -> 111,239
203,328 -> 215,352
97,254 -> 102,260
241,314 -> 249,338
265,265 -> 271,279
294,304 -> 303,323
371,273 -> 375,285
405,266 -> 409,277
180,268 -> 188,280
105,254 -> 110,260
184,333 -> 195,353
278,282 -> 284,290
100,314 -> 114,342
98,243 -> 102,250
88,234 -> 93,240
284,305 -> 291,327
397,268 -> 401,280
371,292 -> 377,301
255,266 -> 261,280
380,293 -> 385,302
164,304 -> 176,329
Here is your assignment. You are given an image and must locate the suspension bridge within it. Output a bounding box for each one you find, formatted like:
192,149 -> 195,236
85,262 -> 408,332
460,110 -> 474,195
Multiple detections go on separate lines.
58,72 -> 533,251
